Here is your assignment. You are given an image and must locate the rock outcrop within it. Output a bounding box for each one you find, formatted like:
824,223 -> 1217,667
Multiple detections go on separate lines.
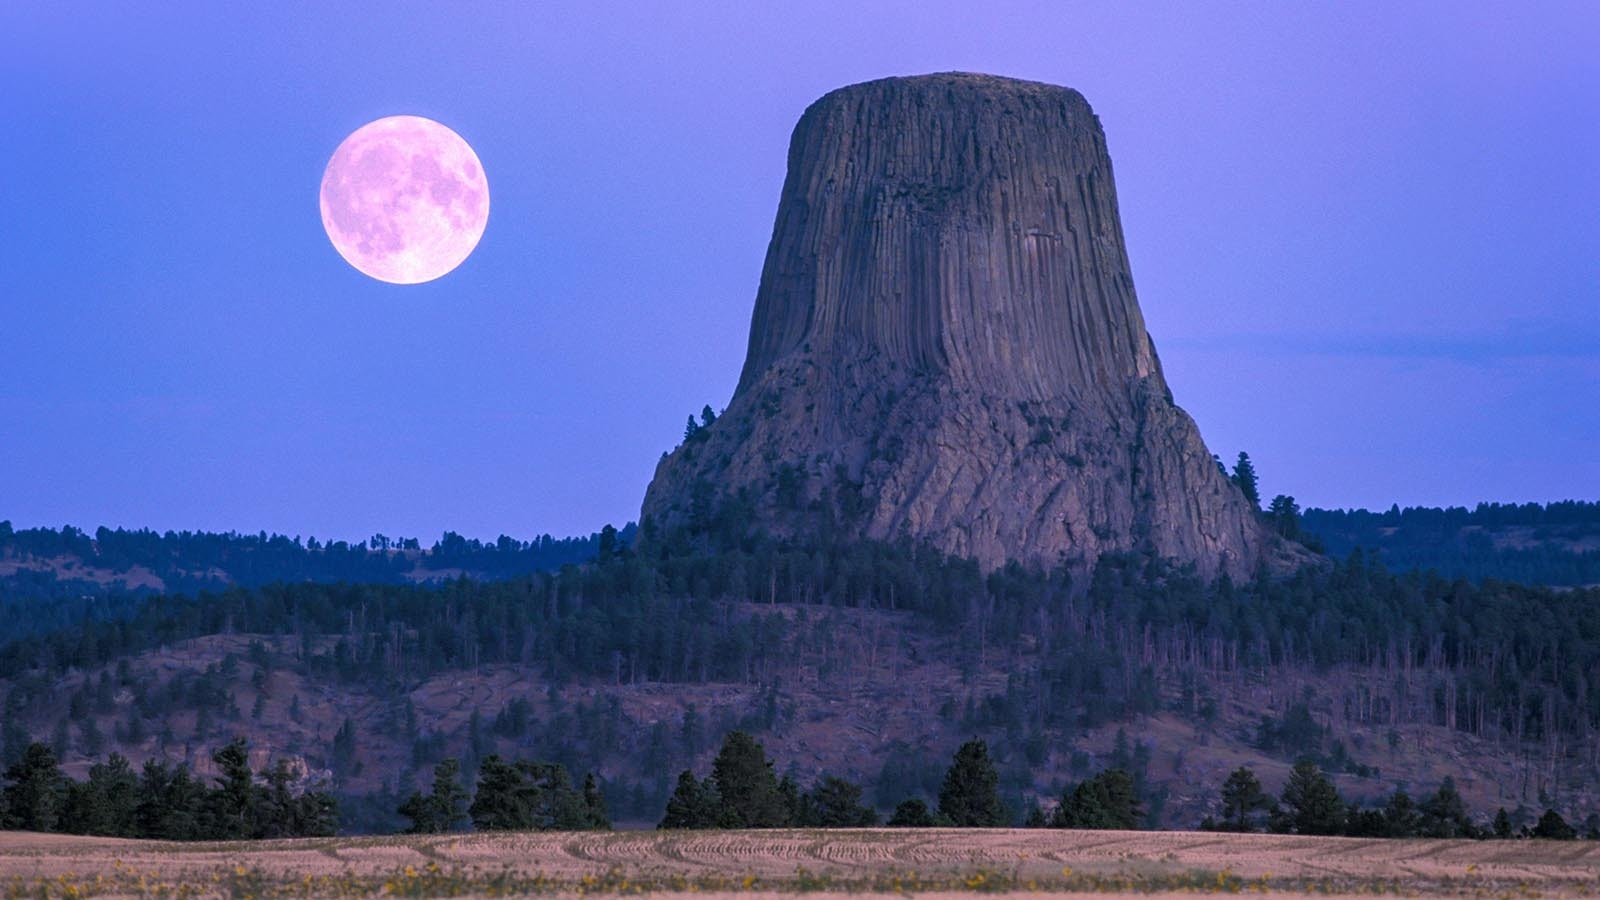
643,73 -> 1283,578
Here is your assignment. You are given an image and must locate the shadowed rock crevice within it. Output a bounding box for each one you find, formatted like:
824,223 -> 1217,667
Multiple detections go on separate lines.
644,73 -> 1283,578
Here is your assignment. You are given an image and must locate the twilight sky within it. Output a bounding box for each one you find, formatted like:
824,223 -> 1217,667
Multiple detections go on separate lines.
2,2 -> 1595,543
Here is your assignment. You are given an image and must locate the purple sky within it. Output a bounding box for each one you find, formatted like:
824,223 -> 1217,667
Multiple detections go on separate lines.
2,2 -> 1595,542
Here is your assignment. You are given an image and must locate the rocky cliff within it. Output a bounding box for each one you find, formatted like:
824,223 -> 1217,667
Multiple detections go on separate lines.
643,73 -> 1284,578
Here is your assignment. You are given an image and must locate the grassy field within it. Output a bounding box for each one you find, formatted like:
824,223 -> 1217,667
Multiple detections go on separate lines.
2,828 -> 1599,898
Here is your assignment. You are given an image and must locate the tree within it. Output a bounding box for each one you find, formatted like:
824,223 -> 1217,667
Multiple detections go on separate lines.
205,738 -> 257,839
659,770 -> 719,829
1492,807 -> 1513,839
2,743 -> 67,832
332,718 -> 359,781
1419,777 -> 1471,838
1277,759 -> 1344,836
1231,452 -> 1260,509
1532,809 -> 1576,840
1267,495 -> 1302,540
709,731 -> 788,828
398,758 -> 469,834
468,756 -> 592,832
581,773 -> 611,830
803,775 -> 877,827
887,798 -> 936,827
1052,768 -> 1141,830
135,760 -> 204,840
65,752 -> 139,836
468,756 -> 527,831
1381,787 -> 1421,838
937,739 -> 1006,827
1218,767 -> 1271,833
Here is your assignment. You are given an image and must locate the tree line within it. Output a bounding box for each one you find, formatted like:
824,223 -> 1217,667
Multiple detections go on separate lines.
0,739 -> 335,839
0,521 -> 622,644
1301,501 -> 1600,586
1201,760 -> 1590,841
651,731 -> 1595,841
6,723 -> 1595,841
398,755 -> 610,833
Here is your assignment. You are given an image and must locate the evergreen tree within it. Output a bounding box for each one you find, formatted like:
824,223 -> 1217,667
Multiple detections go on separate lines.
1492,807 -> 1513,839
1052,768 -> 1141,830
1231,452 -> 1261,509
399,758 -> 469,834
1277,759 -> 1344,835
1267,495 -> 1302,540
1532,809 -> 1576,840
1218,767 -> 1270,832
581,772 -> 611,830
204,738 -> 257,840
467,756 -> 528,831
293,786 -> 339,837
659,769 -> 718,829
803,775 -> 877,827
65,752 -> 139,836
1419,777 -> 1472,838
937,739 -> 1006,827
886,798 -> 936,827
332,718 -> 359,781
135,760 -> 204,840
776,774 -> 802,824
467,756 -> 595,832
1381,787 -> 1421,838
709,731 -> 788,827
2,743 -> 67,832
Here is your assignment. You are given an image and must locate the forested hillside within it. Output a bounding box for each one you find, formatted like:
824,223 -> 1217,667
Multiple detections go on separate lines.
0,522 -> 631,642
3,520 -> 1598,833
1302,501 -> 1600,586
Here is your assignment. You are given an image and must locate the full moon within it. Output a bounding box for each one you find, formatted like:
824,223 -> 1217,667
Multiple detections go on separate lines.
319,116 -> 489,284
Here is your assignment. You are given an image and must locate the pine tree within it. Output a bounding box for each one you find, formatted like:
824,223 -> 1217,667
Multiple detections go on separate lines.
135,759 -> 204,840
1267,495 -> 1302,540
2,743 -> 67,832
205,738 -> 256,839
887,798 -> 936,827
1492,807 -> 1513,839
937,739 -> 1006,827
1381,787 -> 1421,837
469,755 -> 530,831
1218,767 -> 1270,833
69,752 -> 139,836
1419,777 -> 1471,838
709,731 -> 788,828
581,772 -> 611,830
660,770 -> 716,829
399,758 -> 469,834
1052,768 -> 1141,830
803,775 -> 877,827
1278,759 -> 1344,836
1231,452 -> 1261,510
1532,809 -> 1576,840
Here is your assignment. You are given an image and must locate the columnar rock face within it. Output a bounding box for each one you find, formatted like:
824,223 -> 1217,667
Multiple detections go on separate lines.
643,73 -> 1281,577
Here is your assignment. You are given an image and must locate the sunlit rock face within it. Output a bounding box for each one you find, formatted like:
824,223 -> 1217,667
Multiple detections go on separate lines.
644,73 -> 1282,578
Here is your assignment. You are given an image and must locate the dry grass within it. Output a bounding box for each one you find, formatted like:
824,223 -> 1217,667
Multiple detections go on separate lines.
2,828 -> 1599,898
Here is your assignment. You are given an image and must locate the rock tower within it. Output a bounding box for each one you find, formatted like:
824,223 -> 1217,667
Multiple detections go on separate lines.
643,73 -> 1278,577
